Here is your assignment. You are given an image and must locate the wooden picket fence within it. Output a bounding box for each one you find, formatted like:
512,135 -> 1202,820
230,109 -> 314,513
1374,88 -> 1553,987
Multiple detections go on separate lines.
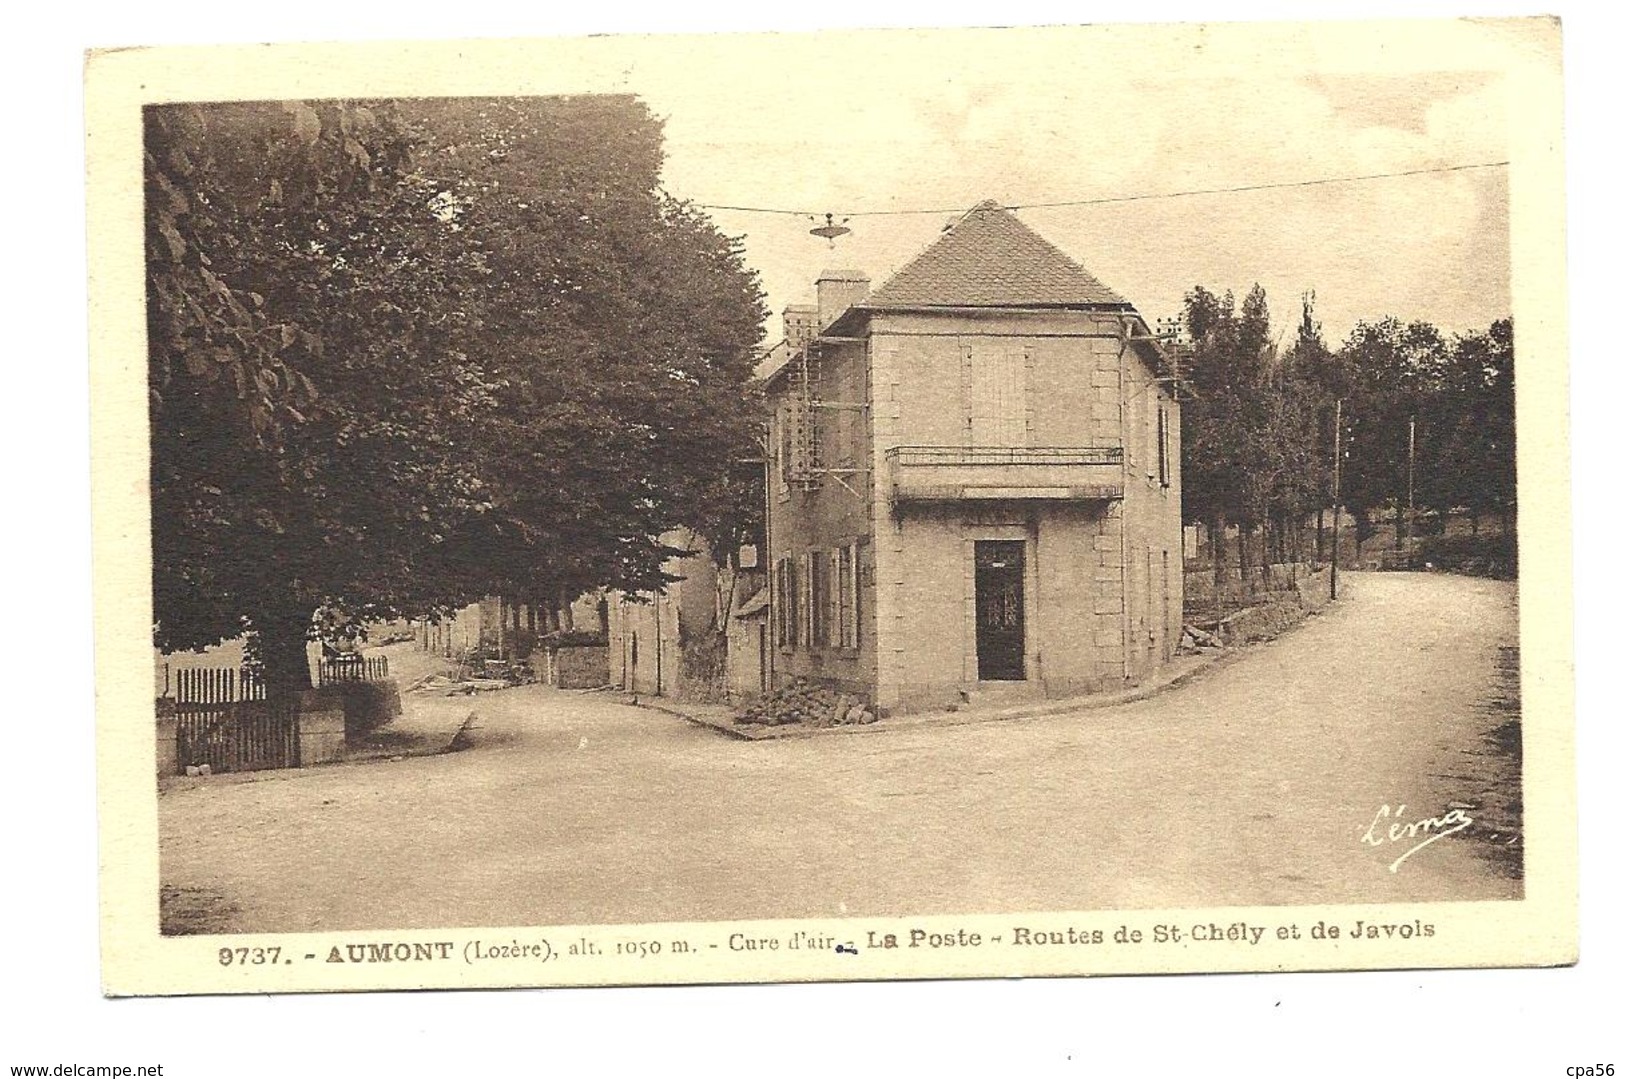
167,656 -> 386,774
174,665 -> 266,705
317,654 -> 390,686
175,699 -> 301,774
172,666 -> 296,773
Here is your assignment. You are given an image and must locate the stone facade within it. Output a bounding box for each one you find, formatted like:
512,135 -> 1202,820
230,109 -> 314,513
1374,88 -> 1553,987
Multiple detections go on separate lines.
763,202 -> 1183,715
417,601 -> 483,658
606,527 -> 765,702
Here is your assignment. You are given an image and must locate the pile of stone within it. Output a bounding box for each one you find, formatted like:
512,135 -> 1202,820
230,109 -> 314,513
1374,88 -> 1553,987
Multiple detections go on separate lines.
406,658 -> 534,696
1179,622 -> 1225,655
736,678 -> 877,728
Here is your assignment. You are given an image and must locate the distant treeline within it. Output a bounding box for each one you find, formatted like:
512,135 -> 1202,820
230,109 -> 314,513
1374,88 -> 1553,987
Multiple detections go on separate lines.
1178,285 -> 1513,573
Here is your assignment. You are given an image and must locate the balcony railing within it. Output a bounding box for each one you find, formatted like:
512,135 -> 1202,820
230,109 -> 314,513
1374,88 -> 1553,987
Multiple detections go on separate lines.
886,445 -> 1125,502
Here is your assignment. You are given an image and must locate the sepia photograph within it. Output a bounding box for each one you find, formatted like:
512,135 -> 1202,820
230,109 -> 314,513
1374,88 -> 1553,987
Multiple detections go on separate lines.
84,16 -> 1574,999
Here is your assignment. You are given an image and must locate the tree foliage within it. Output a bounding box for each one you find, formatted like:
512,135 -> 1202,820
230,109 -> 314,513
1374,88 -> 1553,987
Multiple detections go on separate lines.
1420,318 -> 1515,521
147,97 -> 766,695
1180,284 -> 1313,566
1333,315 -> 1513,545
1179,279 -> 1513,568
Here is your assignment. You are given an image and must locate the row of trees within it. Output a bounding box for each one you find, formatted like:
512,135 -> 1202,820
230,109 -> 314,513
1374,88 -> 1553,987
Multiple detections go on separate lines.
1179,284 -> 1514,574
148,97 -> 767,698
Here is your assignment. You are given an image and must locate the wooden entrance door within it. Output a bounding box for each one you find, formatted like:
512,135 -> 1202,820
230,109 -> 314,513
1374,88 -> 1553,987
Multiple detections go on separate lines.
975,540 -> 1026,681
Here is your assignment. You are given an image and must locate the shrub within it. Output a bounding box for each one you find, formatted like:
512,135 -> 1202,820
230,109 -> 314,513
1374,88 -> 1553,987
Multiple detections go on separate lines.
1418,531 -> 1518,580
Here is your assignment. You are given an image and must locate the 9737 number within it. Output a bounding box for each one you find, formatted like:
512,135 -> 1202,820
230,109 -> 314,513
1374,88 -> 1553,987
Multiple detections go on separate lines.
218,946 -> 281,966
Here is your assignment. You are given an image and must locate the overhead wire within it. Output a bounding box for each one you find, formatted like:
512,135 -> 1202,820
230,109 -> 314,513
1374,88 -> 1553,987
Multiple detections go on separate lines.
683,160 -> 1510,220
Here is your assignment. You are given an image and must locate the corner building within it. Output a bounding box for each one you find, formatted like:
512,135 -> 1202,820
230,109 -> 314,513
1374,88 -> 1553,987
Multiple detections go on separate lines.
764,201 -> 1182,714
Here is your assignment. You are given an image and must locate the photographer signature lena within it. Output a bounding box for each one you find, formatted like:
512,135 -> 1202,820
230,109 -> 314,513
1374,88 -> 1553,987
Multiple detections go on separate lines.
1361,803 -> 1474,872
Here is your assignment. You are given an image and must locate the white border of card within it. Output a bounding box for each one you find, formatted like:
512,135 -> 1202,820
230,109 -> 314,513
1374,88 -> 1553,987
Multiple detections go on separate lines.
87,18 -> 1574,998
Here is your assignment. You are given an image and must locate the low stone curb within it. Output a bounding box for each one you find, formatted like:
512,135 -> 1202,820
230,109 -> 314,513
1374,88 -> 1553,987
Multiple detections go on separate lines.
626,698 -> 759,740
631,645 -> 1246,743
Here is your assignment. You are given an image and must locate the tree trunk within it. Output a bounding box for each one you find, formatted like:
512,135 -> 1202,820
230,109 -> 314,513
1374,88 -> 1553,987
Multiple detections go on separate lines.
714,562 -> 738,638
256,606 -> 313,702
1316,508 -> 1325,563
1211,517 -> 1226,590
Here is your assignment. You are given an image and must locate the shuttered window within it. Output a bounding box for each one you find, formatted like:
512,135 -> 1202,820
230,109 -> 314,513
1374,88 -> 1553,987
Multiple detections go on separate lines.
774,409 -> 791,497
776,557 -> 800,648
1157,401 -> 1171,488
839,542 -> 861,649
800,553 -> 813,647
969,343 -> 1027,447
810,551 -> 830,647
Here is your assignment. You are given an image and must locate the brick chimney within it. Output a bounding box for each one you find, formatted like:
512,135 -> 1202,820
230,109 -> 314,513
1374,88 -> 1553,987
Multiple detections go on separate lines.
783,304 -> 818,353
816,267 -> 870,330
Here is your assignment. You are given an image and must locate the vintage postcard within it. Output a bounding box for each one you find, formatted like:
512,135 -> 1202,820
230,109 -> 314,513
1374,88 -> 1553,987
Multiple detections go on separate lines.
87,17 -> 1573,997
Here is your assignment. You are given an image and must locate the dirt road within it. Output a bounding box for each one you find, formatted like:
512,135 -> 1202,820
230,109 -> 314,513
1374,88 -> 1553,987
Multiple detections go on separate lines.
159,571 -> 1521,933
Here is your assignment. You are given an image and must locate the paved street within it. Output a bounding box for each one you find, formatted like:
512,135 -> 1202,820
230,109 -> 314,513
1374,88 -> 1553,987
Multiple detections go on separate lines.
159,571 -> 1521,934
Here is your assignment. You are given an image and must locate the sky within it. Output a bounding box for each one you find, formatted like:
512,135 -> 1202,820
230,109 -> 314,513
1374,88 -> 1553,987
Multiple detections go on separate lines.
597,23 -> 1513,350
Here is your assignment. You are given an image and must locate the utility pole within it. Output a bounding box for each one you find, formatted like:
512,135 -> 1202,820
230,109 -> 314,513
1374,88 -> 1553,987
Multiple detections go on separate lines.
1331,398 -> 1343,600
1406,415 -> 1417,567
760,428 -> 775,694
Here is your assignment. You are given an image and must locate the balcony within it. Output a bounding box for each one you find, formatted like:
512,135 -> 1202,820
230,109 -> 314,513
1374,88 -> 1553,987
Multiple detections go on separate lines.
886,446 -> 1124,502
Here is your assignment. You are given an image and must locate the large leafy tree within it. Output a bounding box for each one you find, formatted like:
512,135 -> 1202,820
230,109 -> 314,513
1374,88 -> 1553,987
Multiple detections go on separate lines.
1182,283 -> 1300,574
1180,285 -> 1246,573
1274,291 -> 1366,562
401,99 -> 766,616
148,100 -> 474,696
1421,319 -> 1515,526
1334,317 -> 1452,552
1183,286 -> 1359,570
1178,273 -> 1513,579
148,96 -> 765,698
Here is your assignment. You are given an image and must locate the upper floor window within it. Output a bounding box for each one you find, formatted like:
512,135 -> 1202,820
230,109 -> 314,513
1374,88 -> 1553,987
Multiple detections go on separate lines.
969,342 -> 1028,448
774,408 -> 792,497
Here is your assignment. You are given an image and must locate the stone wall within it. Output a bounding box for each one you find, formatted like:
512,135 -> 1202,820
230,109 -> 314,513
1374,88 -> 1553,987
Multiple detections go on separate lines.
768,333 -> 878,699
543,645 -> 609,689
1207,566 -> 1333,645
1295,566 -> 1333,613
1185,561 -> 1318,615
296,700 -> 346,766
155,700 -> 178,777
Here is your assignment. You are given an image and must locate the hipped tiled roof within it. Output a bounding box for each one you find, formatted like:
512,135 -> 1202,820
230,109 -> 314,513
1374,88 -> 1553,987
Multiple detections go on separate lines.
864,200 -> 1129,310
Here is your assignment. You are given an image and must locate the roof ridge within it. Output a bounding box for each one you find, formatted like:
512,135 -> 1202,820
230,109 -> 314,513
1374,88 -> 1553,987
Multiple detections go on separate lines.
862,210 -> 982,306
862,200 -> 1128,310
